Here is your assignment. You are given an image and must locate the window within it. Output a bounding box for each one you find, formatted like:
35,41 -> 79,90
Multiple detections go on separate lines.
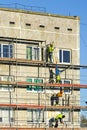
0,109 -> 13,124
26,47 -> 32,60
0,76 -> 14,82
0,44 -> 13,58
59,49 -> 71,63
27,78 -> 43,92
0,76 -> 13,91
26,46 -> 41,60
0,85 -> 13,91
26,78 -> 32,91
33,48 -> 39,60
62,80 -> 71,94
34,78 -> 43,91
27,109 -> 44,123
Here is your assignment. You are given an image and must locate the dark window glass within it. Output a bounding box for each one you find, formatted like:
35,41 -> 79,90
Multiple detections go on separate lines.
33,48 -> 39,60
26,79 -> 32,91
64,80 -> 71,93
0,44 -> 13,58
26,47 -> 32,60
3,45 -> 9,57
34,79 -> 43,91
59,50 -> 62,62
63,50 -> 70,63
59,49 -> 70,63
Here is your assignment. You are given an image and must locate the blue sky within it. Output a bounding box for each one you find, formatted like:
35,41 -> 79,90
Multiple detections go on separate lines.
0,0 -> 87,111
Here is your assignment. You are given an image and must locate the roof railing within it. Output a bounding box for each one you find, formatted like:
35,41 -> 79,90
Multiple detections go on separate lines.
0,3 -> 46,13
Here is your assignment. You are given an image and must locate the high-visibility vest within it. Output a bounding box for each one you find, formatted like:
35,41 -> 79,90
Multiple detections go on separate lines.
56,75 -> 61,81
57,91 -> 63,97
48,46 -> 54,53
55,114 -> 63,120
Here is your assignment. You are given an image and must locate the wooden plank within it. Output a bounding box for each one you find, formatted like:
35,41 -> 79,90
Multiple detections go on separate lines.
17,82 -> 87,88
0,80 -> 87,89
0,58 -> 44,64
0,103 -> 87,110
0,127 -> 86,130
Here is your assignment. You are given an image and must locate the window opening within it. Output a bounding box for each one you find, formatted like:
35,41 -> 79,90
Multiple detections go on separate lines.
62,80 -> 71,94
59,49 -> 71,63
27,78 -> 43,92
39,25 -> 45,28
54,27 -> 60,30
26,23 -> 31,26
67,28 -> 72,31
9,21 -> 15,24
0,44 -> 13,58
26,46 -> 41,60
27,109 -> 44,123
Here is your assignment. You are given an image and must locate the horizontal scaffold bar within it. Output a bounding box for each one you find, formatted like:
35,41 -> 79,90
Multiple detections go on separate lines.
0,80 -> 87,89
0,36 -> 46,43
0,103 -> 87,110
0,128 -> 86,130
17,82 -> 87,89
0,58 -> 45,65
0,57 -> 87,69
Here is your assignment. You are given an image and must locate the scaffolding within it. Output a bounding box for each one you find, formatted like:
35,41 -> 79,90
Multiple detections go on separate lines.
0,36 -> 87,130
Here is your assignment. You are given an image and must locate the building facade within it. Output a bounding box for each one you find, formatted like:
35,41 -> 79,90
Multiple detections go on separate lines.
0,8 -> 80,129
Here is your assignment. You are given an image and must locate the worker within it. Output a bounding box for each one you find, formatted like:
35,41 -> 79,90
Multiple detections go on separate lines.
49,117 -> 55,127
55,87 -> 64,105
49,69 -> 55,83
55,64 -> 64,83
55,113 -> 65,127
50,94 -> 55,106
49,113 -> 65,128
48,42 -> 54,63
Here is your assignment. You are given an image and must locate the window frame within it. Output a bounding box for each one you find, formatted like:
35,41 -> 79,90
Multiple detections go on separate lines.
62,79 -> 71,94
0,76 -> 13,92
27,109 -> 44,124
0,44 -> 13,58
26,45 -> 41,61
26,78 -> 43,92
0,109 -> 13,124
59,49 -> 71,64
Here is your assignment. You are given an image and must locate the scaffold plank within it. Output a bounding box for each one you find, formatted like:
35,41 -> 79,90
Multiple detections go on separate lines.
0,103 -> 87,110
0,127 -> 86,130
0,80 -> 87,89
0,57 -> 87,69
17,82 -> 87,89
0,81 -> 15,85
0,57 -> 45,64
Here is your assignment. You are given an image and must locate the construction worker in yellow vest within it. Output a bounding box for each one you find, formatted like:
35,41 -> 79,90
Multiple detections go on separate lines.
48,43 -> 54,63
55,64 -> 64,83
49,113 -> 65,128
55,113 -> 65,127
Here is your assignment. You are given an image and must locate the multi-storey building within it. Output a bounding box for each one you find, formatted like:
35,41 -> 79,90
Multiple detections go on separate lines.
0,7 -> 84,130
